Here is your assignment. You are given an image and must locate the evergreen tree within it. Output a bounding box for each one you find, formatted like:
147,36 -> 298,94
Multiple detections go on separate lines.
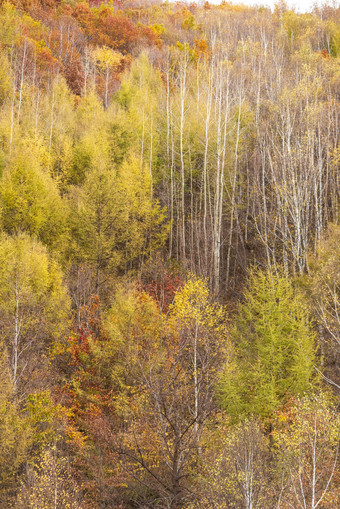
219,268 -> 316,422
0,145 -> 68,250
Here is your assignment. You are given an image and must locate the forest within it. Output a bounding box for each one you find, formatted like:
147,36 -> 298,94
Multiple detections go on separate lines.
0,0 -> 340,507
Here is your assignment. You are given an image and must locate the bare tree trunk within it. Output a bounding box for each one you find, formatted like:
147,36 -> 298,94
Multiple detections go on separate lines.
226,93 -> 242,290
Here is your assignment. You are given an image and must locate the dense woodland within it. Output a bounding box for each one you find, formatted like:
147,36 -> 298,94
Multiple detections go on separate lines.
0,0 -> 340,507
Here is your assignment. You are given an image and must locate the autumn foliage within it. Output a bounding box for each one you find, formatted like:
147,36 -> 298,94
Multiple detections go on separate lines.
0,0 -> 340,507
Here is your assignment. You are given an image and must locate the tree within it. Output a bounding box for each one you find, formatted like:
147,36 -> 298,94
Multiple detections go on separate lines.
0,233 -> 70,393
191,419 -> 272,509
219,268 -> 316,422
69,155 -> 167,297
70,90 -> 107,187
65,278 -> 228,507
16,447 -> 84,509
0,345 -> 31,504
108,277 -> 228,507
0,51 -> 12,105
308,224 -> 340,388
92,46 -> 122,108
275,393 -> 340,509
114,52 -> 164,190
0,144 -> 68,250
40,77 -> 76,186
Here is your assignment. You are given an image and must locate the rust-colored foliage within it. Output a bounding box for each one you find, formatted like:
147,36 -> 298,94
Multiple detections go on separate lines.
140,259 -> 183,313
320,48 -> 330,58
193,37 -> 209,58
64,59 -> 84,95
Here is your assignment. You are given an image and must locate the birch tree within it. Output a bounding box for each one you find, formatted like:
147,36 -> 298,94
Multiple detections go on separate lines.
0,234 -> 69,393
275,394 -> 340,509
